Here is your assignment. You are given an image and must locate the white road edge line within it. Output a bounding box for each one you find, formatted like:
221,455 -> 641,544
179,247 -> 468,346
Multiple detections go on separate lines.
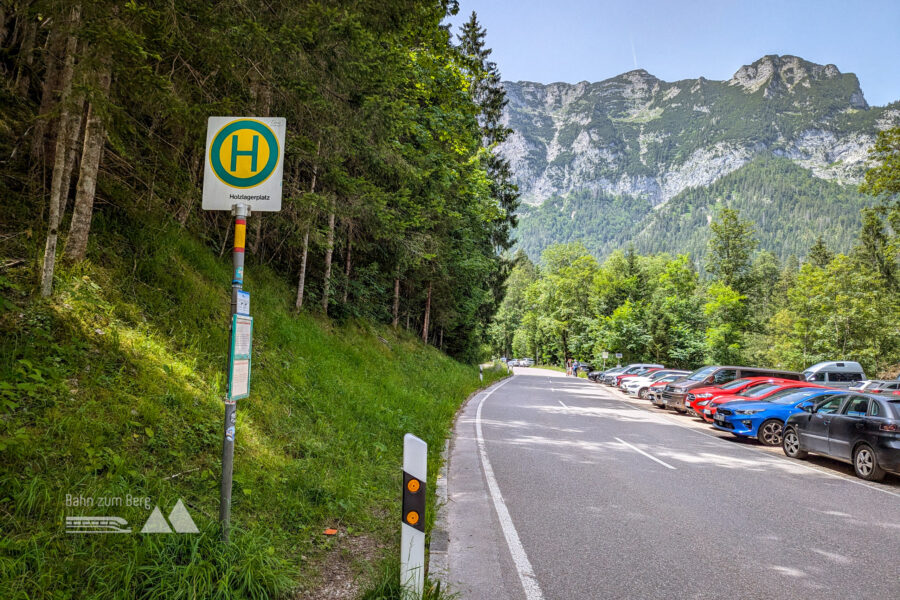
475,376 -> 546,600
615,437 -> 677,470
604,390 -> 900,499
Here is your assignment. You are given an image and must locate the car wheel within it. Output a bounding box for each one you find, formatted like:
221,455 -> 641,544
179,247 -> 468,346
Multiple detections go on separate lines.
758,419 -> 784,447
782,427 -> 807,459
638,387 -> 647,399
853,444 -> 886,482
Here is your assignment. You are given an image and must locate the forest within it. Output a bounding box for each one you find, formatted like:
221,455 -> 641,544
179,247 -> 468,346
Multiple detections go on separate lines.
490,136 -> 900,378
0,1 -> 517,362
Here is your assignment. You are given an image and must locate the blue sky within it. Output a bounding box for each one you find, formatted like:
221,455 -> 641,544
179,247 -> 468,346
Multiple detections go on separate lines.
446,0 -> 900,106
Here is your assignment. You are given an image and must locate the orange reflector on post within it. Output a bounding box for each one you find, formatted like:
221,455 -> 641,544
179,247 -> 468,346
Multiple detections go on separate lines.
405,511 -> 419,526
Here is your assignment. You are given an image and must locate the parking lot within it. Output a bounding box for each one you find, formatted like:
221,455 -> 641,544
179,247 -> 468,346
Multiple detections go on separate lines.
441,367 -> 900,600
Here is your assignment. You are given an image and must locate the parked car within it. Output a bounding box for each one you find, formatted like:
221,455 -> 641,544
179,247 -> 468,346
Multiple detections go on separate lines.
711,388 -> 840,446
590,366 -> 624,382
615,367 -> 662,387
647,375 -> 689,404
603,363 -> 664,385
662,366 -> 803,413
802,361 -> 866,388
684,377 -> 790,416
623,370 -> 690,398
783,393 -> 900,481
849,380 -> 883,392
520,358 -> 534,367
701,381 -> 829,422
574,363 -> 593,375
865,380 -> 900,396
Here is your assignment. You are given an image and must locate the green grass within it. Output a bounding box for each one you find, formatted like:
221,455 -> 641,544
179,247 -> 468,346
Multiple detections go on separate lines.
0,218 -> 506,599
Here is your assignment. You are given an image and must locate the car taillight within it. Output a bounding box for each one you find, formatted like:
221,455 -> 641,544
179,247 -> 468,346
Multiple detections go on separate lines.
880,423 -> 899,432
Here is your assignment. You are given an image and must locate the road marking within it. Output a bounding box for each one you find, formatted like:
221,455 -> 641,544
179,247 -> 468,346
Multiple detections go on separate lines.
475,376 -> 546,600
615,437 -> 676,470
603,389 -> 900,499
558,400 -> 568,409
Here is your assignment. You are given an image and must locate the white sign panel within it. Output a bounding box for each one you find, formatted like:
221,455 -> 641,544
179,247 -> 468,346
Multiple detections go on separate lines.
233,315 -> 252,357
230,359 -> 250,399
202,116 -> 285,211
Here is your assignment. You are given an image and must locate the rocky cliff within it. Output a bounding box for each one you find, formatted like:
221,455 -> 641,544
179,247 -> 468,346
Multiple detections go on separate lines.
501,55 -> 900,208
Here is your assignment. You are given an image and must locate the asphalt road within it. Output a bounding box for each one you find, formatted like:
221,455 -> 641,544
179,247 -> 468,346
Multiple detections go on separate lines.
441,367 -> 900,600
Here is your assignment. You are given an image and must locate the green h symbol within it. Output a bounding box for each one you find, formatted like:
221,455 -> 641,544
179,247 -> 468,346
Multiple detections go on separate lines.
230,134 -> 259,172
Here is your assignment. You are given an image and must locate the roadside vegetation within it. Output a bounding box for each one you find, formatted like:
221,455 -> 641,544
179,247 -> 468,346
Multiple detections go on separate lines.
0,2 -> 514,598
491,130 -> 900,378
0,216 -> 507,598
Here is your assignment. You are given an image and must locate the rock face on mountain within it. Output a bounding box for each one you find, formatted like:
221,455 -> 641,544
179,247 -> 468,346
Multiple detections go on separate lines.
500,55 -> 899,207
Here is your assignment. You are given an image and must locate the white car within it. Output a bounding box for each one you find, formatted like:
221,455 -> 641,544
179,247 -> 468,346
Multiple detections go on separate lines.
623,370 -> 690,398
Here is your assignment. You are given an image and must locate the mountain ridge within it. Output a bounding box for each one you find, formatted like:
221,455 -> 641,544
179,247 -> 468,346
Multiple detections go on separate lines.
499,54 -> 899,209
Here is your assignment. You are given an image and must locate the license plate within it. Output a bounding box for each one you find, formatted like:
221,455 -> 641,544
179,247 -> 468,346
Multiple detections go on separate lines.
715,414 -> 724,423
684,400 -> 691,407
703,409 -> 711,415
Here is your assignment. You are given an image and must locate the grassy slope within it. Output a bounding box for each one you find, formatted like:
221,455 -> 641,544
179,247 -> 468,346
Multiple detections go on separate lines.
0,211 -> 505,599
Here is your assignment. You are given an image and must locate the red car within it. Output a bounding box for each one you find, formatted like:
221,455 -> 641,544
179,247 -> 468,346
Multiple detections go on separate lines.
684,377 -> 788,416
701,380 -> 831,422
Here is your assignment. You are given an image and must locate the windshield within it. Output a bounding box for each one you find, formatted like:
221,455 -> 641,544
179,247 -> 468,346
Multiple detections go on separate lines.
743,383 -> 782,398
720,378 -> 752,390
649,371 -> 673,381
687,366 -> 717,381
768,389 -> 824,405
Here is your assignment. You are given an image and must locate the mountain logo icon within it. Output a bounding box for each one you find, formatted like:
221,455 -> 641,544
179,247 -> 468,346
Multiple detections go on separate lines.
140,499 -> 200,534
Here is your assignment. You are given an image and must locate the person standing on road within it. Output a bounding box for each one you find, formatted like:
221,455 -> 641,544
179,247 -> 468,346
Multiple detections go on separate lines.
573,359 -> 580,377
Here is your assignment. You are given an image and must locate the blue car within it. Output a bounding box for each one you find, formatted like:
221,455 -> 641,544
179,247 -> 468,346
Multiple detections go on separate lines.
712,388 -> 847,446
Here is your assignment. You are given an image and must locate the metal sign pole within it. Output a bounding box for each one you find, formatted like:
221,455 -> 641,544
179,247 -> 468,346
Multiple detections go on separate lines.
220,203 -> 248,542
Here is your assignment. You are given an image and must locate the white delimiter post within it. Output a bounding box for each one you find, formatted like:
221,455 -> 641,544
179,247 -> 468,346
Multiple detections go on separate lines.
401,433 -> 427,598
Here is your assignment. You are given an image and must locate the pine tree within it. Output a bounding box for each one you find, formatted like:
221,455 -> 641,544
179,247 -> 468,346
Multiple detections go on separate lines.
458,12 -> 519,251
807,236 -> 834,268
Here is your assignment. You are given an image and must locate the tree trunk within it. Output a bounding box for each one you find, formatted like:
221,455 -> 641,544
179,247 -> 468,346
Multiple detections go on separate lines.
295,141 -> 319,311
342,223 -> 352,305
58,98 -> 85,213
31,24 -> 66,163
295,223 -> 310,310
14,19 -> 36,95
439,328 -> 443,350
39,8 -> 80,297
422,281 -> 432,344
63,62 -> 111,263
391,277 -> 400,328
321,198 -> 336,314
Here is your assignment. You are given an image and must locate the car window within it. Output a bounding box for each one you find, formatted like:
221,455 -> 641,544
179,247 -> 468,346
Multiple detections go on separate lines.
807,371 -> 827,382
768,390 -> 823,405
720,377 -> 751,390
743,383 -> 780,397
868,401 -> 881,417
688,366 -> 717,381
815,397 -> 845,414
712,369 -> 737,384
829,372 -> 864,382
842,396 -> 869,417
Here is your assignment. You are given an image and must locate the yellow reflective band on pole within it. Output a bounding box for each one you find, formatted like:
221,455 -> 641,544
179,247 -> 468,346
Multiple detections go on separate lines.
234,220 -> 246,250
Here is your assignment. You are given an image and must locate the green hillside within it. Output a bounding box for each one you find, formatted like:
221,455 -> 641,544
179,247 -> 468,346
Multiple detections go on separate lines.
515,156 -> 875,263
630,156 -> 876,262
0,214 -> 505,598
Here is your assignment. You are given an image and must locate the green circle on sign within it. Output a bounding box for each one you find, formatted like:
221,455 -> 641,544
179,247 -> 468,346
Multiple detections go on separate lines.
209,120 -> 279,188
